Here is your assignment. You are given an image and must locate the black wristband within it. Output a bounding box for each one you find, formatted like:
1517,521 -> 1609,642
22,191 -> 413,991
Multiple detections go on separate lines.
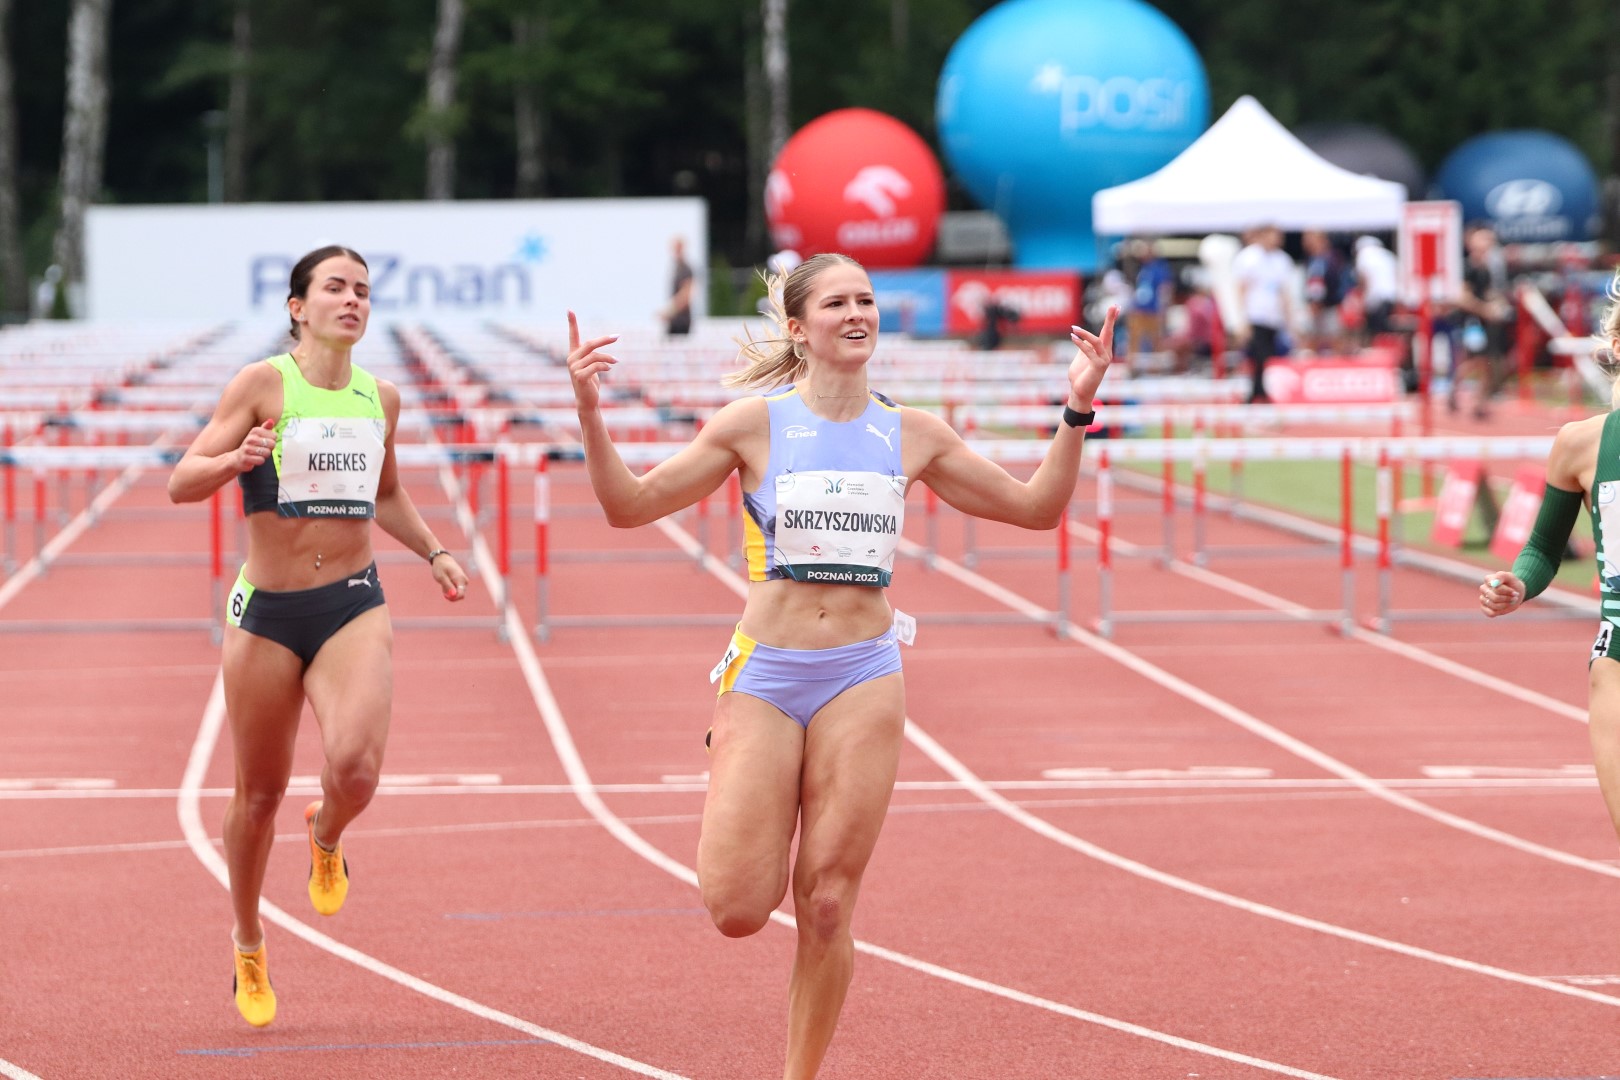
425,548 -> 451,563
1061,405 -> 1095,429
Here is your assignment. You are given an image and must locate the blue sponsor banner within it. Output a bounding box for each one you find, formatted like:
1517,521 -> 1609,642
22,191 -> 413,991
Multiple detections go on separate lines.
868,269 -> 947,337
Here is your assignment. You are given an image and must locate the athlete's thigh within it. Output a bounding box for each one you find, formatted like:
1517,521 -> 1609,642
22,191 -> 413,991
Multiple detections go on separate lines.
302,605 -> 394,759
1590,655 -> 1620,731
698,691 -> 804,898
221,625 -> 306,786
795,671 -> 905,883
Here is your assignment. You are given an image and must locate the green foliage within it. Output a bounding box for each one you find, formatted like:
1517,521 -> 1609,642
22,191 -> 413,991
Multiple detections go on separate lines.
4,0 -> 1616,275
1156,0 -> 1613,171
707,253 -> 740,316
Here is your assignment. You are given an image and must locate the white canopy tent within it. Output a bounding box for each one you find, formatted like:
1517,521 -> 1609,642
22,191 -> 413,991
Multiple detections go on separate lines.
1091,96 -> 1407,235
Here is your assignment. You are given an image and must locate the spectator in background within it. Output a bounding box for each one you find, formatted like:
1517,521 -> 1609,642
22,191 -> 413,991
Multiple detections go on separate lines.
33,264 -> 62,319
1231,225 -> 1295,403
1302,230 -> 1349,353
976,296 -> 1020,351
1098,260 -> 1134,360
1450,224 -> 1513,418
1354,235 -> 1399,342
1165,280 -> 1224,374
662,236 -> 695,337
1126,238 -> 1173,358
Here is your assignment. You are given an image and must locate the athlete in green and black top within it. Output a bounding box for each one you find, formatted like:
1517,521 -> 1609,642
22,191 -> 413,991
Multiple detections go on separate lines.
167,245 -> 469,1029
1482,270 -> 1620,852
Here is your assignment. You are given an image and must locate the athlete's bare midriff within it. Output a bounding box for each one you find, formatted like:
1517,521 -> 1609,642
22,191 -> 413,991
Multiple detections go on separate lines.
737,578 -> 893,650
243,514 -> 374,591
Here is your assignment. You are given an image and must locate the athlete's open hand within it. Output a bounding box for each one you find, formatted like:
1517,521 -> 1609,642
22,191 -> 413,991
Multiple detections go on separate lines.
236,418 -> 277,473
1068,306 -> 1117,408
566,311 -> 620,413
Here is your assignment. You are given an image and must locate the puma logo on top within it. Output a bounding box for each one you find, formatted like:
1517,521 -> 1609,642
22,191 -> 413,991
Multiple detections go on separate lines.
865,423 -> 895,451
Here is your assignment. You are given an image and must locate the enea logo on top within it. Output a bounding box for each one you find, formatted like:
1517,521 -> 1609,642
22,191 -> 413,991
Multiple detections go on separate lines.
248,239 -> 546,312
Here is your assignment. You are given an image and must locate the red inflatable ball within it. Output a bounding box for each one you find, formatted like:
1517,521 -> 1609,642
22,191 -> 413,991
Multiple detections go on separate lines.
765,108 -> 945,269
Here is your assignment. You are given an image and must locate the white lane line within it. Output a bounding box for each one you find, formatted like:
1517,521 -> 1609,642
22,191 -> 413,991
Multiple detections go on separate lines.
901,719 -> 1620,1009
166,444 -> 691,1079
0,1059 -> 44,1080
499,522 -> 1347,1079
12,785 -> 1615,863
918,536 -> 1620,880
0,778 -> 115,790
0,775 -> 1601,802
176,674 -> 687,1079
660,518 -> 1620,1009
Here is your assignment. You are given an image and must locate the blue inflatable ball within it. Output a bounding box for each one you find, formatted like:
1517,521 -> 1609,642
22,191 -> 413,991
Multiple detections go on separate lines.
936,0 -> 1208,271
1434,130 -> 1599,242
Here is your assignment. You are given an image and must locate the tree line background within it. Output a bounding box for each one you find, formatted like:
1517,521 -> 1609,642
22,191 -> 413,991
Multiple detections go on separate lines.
10,0 -> 1620,319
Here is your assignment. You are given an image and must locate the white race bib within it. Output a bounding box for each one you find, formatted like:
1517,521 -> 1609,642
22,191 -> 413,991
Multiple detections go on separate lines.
276,415 -> 387,518
774,470 -> 906,587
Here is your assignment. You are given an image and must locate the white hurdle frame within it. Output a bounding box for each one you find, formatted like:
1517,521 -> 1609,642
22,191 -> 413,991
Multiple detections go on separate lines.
5,433 -> 1574,642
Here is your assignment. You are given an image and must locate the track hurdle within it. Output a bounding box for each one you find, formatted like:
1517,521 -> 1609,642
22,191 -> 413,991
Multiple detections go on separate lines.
944,401 -> 1416,571
0,444 -> 220,635
1367,436 -> 1593,630
0,441 -> 514,638
2,421 -> 13,574
527,439 -> 1079,640
1091,438 -> 1358,638
1074,431 -> 1579,636
529,445 -> 741,641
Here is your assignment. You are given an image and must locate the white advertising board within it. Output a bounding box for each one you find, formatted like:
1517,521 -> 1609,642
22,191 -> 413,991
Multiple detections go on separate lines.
85,197 -> 706,328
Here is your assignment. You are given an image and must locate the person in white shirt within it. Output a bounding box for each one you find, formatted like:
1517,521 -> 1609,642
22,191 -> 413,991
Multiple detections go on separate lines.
1230,225 -> 1296,403
1354,235 -> 1399,339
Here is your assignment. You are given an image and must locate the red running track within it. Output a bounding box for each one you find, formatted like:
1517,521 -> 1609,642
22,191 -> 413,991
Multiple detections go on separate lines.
2,428 -> 1618,1080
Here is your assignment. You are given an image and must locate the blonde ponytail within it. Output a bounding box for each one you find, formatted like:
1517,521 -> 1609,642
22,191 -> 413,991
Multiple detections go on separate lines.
1601,268 -> 1620,410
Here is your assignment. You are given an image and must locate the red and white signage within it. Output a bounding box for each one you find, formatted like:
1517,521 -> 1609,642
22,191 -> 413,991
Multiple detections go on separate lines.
765,108 -> 945,268
1431,460 -> 1484,548
1398,200 -> 1463,306
943,270 -> 1081,335
1490,465 -> 1549,561
1260,357 -> 1400,404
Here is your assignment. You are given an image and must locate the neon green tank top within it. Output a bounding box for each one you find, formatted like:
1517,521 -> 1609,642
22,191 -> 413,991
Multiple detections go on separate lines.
238,354 -> 387,518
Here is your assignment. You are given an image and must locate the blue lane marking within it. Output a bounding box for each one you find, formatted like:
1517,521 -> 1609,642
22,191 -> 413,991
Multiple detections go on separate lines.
445,906 -> 708,921
181,1038 -> 554,1058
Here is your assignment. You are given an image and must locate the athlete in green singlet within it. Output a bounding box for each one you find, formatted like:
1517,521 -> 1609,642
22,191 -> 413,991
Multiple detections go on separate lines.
1482,269 -> 1620,848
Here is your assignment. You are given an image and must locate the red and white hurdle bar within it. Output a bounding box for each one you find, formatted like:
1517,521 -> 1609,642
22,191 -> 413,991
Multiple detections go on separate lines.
1084,433 -> 1571,637
4,435 -> 1573,641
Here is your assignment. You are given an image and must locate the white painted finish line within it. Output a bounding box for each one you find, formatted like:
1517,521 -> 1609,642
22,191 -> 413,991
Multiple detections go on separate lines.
286,773 -> 502,787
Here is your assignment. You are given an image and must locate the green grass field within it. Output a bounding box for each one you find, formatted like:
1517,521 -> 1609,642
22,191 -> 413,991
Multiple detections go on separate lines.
1120,455 -> 1597,592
